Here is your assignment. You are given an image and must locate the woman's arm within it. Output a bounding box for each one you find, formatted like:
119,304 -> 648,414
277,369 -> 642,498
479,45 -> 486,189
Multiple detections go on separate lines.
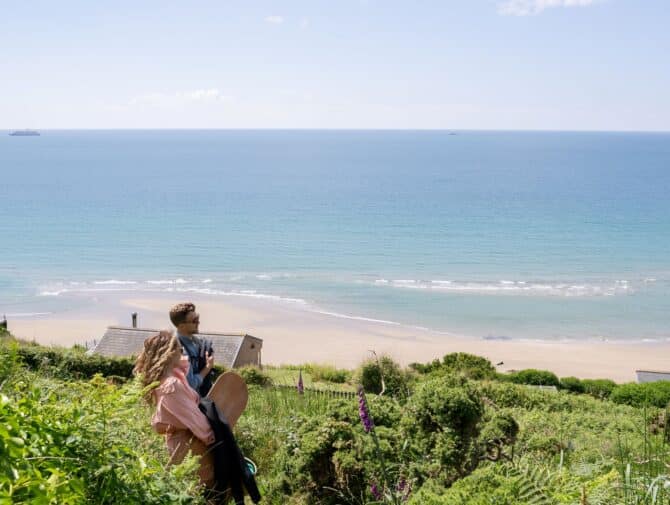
159,381 -> 215,445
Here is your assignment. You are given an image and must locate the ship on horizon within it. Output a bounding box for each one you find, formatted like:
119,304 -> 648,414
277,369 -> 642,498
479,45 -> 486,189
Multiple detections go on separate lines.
9,129 -> 40,136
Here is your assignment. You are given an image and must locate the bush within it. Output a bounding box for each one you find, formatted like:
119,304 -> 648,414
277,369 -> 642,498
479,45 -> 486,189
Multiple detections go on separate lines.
355,355 -> 410,398
507,369 -> 560,387
407,466 -> 519,505
560,376 -> 585,393
0,373 -> 203,504
582,378 -> 618,399
408,358 -> 442,374
401,374 -> 486,486
274,396 -> 403,504
610,381 -> 670,408
478,411 -> 519,456
238,365 -> 272,387
272,374 -> 500,503
2,341 -> 136,380
308,364 -> 350,384
410,353 -> 496,380
441,353 -> 497,380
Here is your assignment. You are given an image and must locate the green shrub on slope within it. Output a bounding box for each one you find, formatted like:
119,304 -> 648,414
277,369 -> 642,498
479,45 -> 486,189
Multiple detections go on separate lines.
508,369 -> 560,388
354,355 -> 411,398
0,367 -> 203,504
581,378 -> 617,399
610,381 -> 670,408
410,352 -> 496,380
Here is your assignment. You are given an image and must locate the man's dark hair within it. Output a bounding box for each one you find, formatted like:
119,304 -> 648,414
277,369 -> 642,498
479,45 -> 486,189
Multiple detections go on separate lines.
169,302 -> 196,326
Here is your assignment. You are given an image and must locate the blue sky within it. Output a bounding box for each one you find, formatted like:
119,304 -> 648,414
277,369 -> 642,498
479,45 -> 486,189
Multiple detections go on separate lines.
1,1 -> 668,130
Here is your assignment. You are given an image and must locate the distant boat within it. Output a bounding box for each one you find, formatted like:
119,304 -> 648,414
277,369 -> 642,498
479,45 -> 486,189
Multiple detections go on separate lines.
9,130 -> 40,136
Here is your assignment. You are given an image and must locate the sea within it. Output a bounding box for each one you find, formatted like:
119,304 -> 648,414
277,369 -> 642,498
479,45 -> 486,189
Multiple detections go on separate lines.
1,130 -> 669,343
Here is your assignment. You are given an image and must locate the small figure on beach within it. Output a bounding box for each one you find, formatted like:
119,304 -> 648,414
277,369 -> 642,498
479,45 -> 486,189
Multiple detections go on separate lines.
133,331 -> 216,487
170,302 -> 215,396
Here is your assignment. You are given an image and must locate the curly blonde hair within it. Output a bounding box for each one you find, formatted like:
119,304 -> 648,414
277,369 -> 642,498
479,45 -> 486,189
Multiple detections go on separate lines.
134,330 -> 181,401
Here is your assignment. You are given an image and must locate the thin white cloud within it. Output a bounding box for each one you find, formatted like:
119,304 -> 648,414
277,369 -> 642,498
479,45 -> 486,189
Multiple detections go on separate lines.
300,17 -> 309,29
499,0 -> 601,16
178,89 -> 228,101
265,15 -> 284,24
128,88 -> 233,107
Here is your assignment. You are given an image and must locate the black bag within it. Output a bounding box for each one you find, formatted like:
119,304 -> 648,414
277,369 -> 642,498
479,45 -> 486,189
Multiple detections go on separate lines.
199,398 -> 261,505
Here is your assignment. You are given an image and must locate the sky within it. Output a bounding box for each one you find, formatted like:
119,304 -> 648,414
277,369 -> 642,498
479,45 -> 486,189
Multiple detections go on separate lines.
1,0 -> 669,130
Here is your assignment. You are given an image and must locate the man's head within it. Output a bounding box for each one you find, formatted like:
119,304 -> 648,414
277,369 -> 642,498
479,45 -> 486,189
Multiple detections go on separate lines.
169,302 -> 200,337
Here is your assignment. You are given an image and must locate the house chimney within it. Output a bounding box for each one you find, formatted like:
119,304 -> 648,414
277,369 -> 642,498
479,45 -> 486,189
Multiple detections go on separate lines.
131,312 -> 138,328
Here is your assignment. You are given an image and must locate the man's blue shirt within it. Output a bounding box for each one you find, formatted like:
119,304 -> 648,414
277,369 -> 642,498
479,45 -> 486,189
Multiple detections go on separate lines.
177,332 -> 202,392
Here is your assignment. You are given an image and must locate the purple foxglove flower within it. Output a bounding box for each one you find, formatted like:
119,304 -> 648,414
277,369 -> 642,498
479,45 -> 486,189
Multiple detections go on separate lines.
297,369 -> 304,395
397,478 -> 411,501
358,386 -> 374,433
370,482 -> 382,500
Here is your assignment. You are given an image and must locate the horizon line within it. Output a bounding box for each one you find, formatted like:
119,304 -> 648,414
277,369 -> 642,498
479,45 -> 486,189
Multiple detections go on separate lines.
3,127 -> 670,134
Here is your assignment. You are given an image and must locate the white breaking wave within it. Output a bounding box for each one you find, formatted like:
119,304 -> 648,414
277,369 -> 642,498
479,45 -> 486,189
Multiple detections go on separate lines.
145,278 -> 192,285
39,289 -> 69,296
171,286 -> 308,305
93,280 -> 137,285
310,309 -> 402,326
368,278 -> 634,297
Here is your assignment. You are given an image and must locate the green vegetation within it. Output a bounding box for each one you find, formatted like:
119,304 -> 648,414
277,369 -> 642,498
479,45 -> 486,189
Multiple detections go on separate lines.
354,354 -> 412,398
3,336 -> 670,504
410,352 -> 497,380
507,369 -> 561,388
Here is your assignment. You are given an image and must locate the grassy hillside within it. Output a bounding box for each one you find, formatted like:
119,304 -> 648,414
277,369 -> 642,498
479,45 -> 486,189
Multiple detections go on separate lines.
1,331 -> 670,504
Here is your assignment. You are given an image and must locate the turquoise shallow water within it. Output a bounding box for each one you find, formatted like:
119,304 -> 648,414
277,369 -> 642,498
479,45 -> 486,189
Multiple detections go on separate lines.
1,130 -> 668,341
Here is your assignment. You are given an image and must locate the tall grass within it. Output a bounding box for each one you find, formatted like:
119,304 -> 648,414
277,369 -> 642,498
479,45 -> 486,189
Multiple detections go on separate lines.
617,406 -> 670,504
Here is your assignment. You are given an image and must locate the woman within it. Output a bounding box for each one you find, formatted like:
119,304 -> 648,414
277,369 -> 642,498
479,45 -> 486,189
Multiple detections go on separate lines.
134,330 -> 215,486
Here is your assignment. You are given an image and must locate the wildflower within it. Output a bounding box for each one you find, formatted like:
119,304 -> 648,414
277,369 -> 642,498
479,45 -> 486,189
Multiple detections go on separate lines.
297,369 -> 304,395
396,478 -> 411,501
358,386 -> 374,433
370,482 -> 382,500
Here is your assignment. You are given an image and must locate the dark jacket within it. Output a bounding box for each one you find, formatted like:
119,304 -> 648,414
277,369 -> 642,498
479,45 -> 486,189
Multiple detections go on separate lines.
179,334 -> 214,396
198,398 -> 261,505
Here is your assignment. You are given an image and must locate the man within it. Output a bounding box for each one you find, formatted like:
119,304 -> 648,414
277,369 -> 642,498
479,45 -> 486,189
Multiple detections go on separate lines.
169,302 -> 215,396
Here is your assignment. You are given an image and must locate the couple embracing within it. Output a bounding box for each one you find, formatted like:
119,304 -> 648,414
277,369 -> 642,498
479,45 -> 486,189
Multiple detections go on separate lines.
133,302 -> 259,504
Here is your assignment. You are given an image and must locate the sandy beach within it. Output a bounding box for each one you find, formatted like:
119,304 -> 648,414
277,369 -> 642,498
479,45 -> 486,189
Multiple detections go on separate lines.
6,291 -> 669,383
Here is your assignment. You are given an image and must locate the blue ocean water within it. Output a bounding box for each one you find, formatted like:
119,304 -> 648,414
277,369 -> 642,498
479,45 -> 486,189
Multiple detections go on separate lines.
1,130 -> 669,341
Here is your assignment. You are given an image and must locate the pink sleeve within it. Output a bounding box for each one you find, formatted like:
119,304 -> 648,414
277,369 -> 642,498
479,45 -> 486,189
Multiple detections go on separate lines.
160,382 -> 215,445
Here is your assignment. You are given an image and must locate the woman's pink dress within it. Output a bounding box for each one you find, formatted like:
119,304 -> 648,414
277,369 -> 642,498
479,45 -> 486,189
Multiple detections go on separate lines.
151,366 -> 215,486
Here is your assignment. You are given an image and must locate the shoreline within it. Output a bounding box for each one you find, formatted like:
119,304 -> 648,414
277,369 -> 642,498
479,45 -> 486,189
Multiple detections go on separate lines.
5,291 -> 670,383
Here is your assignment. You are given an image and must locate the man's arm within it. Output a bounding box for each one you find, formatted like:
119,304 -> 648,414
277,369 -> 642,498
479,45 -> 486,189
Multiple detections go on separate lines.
186,363 -> 204,390
199,352 -> 214,379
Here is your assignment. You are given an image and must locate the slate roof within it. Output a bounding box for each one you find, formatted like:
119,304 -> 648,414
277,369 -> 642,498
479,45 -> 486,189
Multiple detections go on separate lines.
636,370 -> 670,383
92,326 -> 262,369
